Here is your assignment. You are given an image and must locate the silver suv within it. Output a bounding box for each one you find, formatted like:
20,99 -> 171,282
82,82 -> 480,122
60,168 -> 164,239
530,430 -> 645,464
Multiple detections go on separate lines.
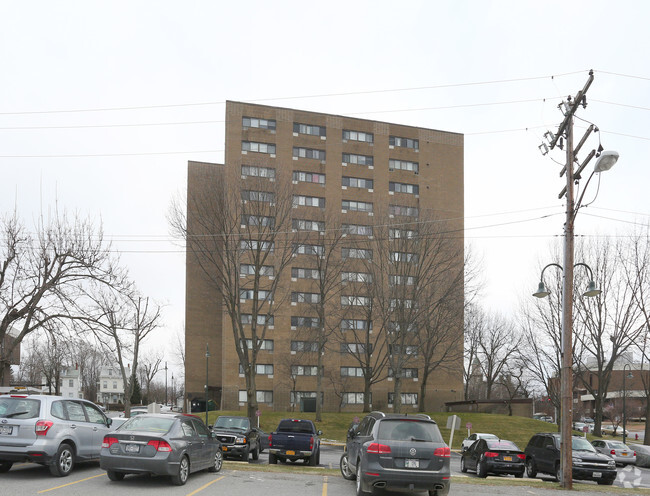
0,394 -> 115,476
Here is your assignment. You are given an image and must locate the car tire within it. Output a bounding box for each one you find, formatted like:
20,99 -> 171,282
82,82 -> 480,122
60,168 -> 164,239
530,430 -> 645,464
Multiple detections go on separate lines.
49,443 -> 75,477
356,462 -> 369,496
555,463 -> 561,482
269,453 -> 277,464
597,479 -> 614,485
208,450 -> 223,473
252,446 -> 259,461
340,453 -> 356,480
107,470 -> 125,481
0,461 -> 13,473
477,459 -> 488,478
171,456 -> 190,486
526,459 -> 537,478
460,456 -> 467,473
309,450 -> 318,466
242,447 -> 250,462
515,471 -> 524,479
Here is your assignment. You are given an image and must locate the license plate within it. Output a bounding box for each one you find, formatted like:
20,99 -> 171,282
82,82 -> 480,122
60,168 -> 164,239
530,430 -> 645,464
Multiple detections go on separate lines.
0,425 -> 12,435
286,450 -> 295,455
593,472 -> 602,478
622,452 -> 628,456
125,444 -> 140,453
503,456 -> 512,461
405,459 -> 419,468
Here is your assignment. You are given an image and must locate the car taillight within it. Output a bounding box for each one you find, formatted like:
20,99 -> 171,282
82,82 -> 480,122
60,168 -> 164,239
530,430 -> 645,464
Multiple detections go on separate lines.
517,454 -> 526,460
310,436 -> 314,450
147,440 -> 172,452
367,443 -> 391,454
268,434 -> 272,447
102,436 -> 118,448
433,447 -> 451,457
35,420 -> 53,436
484,451 -> 499,458
634,451 -> 637,456
610,449 -> 616,455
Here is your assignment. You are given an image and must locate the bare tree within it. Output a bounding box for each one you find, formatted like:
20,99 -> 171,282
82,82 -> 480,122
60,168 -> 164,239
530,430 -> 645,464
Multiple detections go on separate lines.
138,350 -> 164,403
463,303 -> 483,400
0,212 -> 123,385
573,237 -> 646,437
170,165 -> 300,422
69,338 -> 107,401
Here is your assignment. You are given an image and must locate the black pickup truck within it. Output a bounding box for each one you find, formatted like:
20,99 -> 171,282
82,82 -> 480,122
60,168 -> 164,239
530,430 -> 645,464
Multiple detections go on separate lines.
211,415 -> 261,461
268,418 -> 322,466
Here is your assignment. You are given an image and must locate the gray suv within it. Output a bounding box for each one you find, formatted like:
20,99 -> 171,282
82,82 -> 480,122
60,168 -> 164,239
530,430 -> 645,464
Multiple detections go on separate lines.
340,411 -> 450,496
0,394 -> 115,476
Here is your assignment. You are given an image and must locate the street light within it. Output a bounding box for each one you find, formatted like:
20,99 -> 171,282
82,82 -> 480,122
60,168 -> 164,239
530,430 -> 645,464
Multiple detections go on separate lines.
205,343 -> 210,427
533,262 -> 601,299
623,363 -> 633,445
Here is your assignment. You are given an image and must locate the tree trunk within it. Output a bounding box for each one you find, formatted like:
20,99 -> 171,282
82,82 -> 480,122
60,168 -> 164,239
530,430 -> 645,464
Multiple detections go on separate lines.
246,372 -> 259,425
393,376 -> 403,413
315,337 -> 324,422
593,395 -> 603,437
418,374 -> 428,413
644,398 -> 650,446
363,375 -> 371,412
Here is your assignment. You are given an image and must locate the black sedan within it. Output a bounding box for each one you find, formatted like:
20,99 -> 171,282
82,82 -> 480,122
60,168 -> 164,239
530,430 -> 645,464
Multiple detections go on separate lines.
100,413 -> 222,485
461,438 -> 525,478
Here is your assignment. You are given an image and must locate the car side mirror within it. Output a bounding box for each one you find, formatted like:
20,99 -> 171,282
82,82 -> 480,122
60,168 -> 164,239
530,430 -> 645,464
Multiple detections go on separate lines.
106,417 -> 112,427
317,430 -> 323,436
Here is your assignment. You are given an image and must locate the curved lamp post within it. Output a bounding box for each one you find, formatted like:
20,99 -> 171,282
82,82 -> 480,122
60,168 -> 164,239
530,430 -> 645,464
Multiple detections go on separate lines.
623,364 -> 633,445
533,262 -> 601,299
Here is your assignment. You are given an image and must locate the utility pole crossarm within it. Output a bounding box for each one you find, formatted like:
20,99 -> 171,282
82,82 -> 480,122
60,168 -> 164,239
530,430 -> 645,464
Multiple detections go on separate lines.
549,70 -> 594,151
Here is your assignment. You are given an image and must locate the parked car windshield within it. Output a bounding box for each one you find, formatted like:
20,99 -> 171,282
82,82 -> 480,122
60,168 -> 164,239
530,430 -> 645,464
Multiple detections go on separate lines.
572,437 -> 597,452
486,440 -> 519,450
120,416 -> 175,433
215,417 -> 249,430
0,397 -> 40,419
377,420 -> 443,443
609,441 -> 628,449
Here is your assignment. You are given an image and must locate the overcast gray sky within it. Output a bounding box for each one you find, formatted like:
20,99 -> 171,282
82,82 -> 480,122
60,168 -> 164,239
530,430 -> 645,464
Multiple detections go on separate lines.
1,1 -> 649,375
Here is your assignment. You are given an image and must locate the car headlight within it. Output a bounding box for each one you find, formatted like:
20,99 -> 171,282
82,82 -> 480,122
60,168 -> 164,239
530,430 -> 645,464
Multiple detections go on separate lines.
572,458 -> 583,466
235,437 -> 247,444
608,460 -> 616,467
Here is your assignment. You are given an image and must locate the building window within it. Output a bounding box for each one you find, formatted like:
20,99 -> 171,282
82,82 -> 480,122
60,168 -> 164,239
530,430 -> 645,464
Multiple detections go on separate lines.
241,339 -> 274,351
293,147 -> 326,160
341,271 -> 372,283
239,364 -> 274,375
291,365 -> 319,376
294,122 -> 326,137
341,319 -> 372,331
341,342 -> 372,354
389,228 -> 417,239
388,368 -> 419,378
342,224 -> 373,236
69,379 -> 74,387
293,171 -> 325,184
389,321 -> 418,333
389,181 -> 419,195
389,204 -> 419,217
342,153 -> 373,166
342,392 -> 370,405
240,314 -> 274,326
239,390 -> 273,403
240,264 -> 275,277
241,239 -> 274,252
292,267 -> 321,280
291,292 -> 321,304
291,316 -> 321,328
389,159 -> 419,173
293,195 -> 325,208
292,219 -> 325,232
242,141 -> 276,154
389,344 -> 419,356
293,243 -> 324,256
243,116 -> 276,130
113,381 -> 117,389
291,341 -> 319,352
390,251 -> 419,263
342,176 -> 373,190
389,274 -> 417,286
241,215 -> 275,227
341,247 -> 372,260
342,200 -> 373,213
341,367 -> 366,377
239,289 -> 273,301
389,136 -> 419,150
290,391 -> 322,405
341,295 -> 371,306
242,165 -> 276,179
242,190 -> 275,203
389,298 -> 416,309
103,381 -> 107,389
388,393 -> 418,405
343,130 -> 373,143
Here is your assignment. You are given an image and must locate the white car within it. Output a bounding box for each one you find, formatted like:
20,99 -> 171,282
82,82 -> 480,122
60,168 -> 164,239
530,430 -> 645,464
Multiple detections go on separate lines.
592,439 -> 636,466
461,433 -> 499,452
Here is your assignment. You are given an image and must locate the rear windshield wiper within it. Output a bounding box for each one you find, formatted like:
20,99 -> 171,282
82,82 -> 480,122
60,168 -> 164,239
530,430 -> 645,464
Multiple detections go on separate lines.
5,411 -> 29,418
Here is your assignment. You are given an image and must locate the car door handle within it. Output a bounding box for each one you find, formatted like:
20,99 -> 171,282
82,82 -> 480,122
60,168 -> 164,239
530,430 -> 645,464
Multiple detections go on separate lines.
93,427 -> 98,431
71,424 -> 77,429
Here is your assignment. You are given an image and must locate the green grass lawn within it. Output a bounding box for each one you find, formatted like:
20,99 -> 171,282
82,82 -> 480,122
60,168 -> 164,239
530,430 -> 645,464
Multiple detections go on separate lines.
202,409 -> 613,450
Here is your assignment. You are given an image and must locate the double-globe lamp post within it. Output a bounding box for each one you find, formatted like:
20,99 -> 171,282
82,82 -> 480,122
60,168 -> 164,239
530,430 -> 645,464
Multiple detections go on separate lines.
623,363 -> 633,446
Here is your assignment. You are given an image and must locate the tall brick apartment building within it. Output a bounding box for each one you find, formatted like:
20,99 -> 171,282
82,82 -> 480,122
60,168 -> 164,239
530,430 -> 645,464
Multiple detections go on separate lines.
185,101 -> 464,413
